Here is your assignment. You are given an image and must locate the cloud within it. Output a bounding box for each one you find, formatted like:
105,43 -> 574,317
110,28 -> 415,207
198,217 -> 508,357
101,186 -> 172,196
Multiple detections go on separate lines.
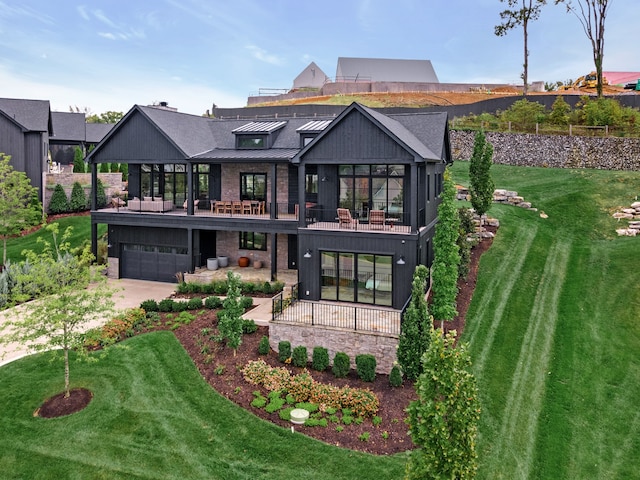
246,45 -> 284,66
76,5 -> 90,21
0,1 -> 55,25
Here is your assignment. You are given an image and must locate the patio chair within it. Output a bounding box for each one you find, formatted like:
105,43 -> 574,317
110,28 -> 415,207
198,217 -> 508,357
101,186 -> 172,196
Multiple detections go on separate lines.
369,209 -> 385,229
242,200 -> 252,215
337,208 -> 357,229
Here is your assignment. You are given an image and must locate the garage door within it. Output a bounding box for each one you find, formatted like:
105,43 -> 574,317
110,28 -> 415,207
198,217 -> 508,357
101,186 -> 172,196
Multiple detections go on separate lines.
122,244 -> 190,282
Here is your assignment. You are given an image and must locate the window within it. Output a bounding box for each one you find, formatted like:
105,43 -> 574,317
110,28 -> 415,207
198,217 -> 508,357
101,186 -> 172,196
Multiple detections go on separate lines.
239,232 -> 267,251
240,173 -> 266,200
305,173 -> 318,194
237,136 -> 265,149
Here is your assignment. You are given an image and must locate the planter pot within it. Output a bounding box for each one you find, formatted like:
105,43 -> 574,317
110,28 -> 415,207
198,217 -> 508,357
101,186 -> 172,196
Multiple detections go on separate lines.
238,256 -> 250,267
253,260 -> 263,269
207,258 -> 219,271
217,256 -> 228,268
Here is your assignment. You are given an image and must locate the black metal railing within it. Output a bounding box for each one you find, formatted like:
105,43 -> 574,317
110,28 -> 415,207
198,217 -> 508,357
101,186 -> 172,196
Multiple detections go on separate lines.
273,299 -> 401,336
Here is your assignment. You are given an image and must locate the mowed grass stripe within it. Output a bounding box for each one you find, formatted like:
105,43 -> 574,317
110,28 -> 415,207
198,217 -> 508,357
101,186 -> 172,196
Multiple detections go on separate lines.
491,238 -> 570,479
466,223 -> 538,373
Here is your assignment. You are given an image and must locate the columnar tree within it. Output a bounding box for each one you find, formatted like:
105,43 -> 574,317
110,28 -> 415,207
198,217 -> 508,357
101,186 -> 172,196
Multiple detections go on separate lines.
0,154 -> 41,265
397,265 -> 431,381
469,130 -> 495,221
405,328 -> 481,480
556,0 -> 611,98
0,224 -> 116,397
217,271 -> 244,356
70,181 -> 87,212
430,168 -> 460,328
495,0 -> 548,95
73,146 -> 85,173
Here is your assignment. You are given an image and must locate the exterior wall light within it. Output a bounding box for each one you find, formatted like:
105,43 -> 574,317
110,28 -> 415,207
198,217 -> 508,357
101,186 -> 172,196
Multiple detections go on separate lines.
396,255 -> 405,265
304,249 -> 312,258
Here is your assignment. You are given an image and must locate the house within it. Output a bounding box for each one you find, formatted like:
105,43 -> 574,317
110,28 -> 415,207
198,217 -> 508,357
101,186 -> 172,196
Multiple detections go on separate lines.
292,61 -> 329,90
87,102 -> 451,312
335,57 -> 439,83
0,98 -> 52,199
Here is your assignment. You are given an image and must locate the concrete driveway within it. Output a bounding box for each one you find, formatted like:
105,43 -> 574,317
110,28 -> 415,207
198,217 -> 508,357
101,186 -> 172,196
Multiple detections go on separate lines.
0,278 -> 176,366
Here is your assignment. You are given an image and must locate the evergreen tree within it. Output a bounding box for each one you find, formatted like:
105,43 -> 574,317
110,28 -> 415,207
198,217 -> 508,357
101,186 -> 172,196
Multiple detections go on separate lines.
95,178 -> 107,209
457,207 -> 476,280
397,265 -> 431,381
469,130 -> 495,218
120,163 -> 129,182
73,147 -> 85,173
405,329 -> 481,480
69,182 -> 87,212
48,184 -> 70,214
431,168 -> 460,327
218,271 -> 244,356
99,162 -> 110,173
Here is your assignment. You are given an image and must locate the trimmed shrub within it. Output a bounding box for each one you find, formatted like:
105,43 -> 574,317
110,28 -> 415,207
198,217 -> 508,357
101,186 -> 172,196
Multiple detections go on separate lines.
292,346 -> 308,368
258,335 -> 270,355
48,184 -> 70,214
261,281 -> 272,294
242,319 -> 258,334
95,178 -> 108,209
69,181 -> 87,211
204,296 -> 223,309
278,341 -> 291,363
158,298 -> 174,312
171,301 -> 188,312
332,352 -> 350,378
240,296 -> 254,310
140,299 -> 159,312
356,354 -> 377,382
389,365 -> 403,387
312,346 -> 330,372
187,297 -> 203,310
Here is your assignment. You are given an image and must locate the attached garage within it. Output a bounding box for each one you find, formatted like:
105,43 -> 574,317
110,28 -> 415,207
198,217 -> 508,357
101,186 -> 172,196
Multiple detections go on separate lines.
121,244 -> 190,282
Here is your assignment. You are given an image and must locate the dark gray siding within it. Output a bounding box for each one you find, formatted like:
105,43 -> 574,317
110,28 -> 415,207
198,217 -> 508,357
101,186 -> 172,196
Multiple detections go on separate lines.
93,111 -> 187,163
304,112 -> 413,163
24,132 -> 45,194
0,115 -> 26,171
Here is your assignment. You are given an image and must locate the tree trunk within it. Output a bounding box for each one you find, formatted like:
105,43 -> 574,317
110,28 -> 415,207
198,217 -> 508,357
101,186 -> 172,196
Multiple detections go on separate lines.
64,324 -> 70,397
523,18 -> 529,96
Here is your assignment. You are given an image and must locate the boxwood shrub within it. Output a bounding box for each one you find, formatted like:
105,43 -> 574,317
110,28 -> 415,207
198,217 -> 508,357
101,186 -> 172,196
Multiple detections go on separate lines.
140,299 -> 159,312
258,335 -> 270,355
355,354 -> 376,382
332,352 -> 350,378
278,341 -> 291,363
292,346 -> 308,368
312,346 -> 330,372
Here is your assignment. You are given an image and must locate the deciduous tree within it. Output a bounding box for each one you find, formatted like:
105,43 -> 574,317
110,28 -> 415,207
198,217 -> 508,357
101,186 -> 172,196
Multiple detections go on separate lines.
495,0 -> 548,95
0,154 -> 41,265
431,168 -> 460,328
0,224 -> 116,397
397,265 -> 431,381
405,329 -> 480,480
556,0 -> 611,98
217,271 -> 244,356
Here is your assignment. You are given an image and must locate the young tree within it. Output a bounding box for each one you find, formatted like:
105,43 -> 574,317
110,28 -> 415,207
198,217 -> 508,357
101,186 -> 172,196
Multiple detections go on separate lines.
217,271 -> 244,356
469,130 -> 495,219
405,328 -> 481,480
556,0 -> 611,98
0,154 -> 41,265
397,265 -> 431,381
457,207 -> 476,280
0,224 -> 116,397
48,184 -> 70,214
495,0 -> 548,95
431,168 -> 460,328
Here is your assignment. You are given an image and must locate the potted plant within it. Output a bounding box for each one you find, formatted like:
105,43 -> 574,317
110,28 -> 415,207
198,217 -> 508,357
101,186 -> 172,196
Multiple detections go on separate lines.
238,250 -> 250,267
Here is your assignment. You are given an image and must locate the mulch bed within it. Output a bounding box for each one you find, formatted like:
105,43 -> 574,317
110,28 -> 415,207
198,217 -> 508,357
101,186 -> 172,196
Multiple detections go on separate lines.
35,228 -> 495,455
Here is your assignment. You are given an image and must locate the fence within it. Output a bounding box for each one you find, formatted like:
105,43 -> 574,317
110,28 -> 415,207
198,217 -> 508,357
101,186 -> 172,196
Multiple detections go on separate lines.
450,119 -> 640,138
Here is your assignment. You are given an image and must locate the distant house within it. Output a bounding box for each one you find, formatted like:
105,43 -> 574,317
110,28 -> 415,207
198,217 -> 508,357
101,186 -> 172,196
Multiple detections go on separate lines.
0,98 -> 52,199
0,97 -> 115,201
292,62 -> 329,90
88,102 -> 451,313
335,57 -> 439,83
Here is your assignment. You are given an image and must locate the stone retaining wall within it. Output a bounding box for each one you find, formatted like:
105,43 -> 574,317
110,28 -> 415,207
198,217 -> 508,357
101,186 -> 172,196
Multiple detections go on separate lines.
43,172 -> 124,212
269,321 -> 398,374
450,130 -> 640,171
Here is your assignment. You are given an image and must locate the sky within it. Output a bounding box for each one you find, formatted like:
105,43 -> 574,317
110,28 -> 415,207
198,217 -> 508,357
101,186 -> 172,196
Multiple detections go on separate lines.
1,0 -> 638,116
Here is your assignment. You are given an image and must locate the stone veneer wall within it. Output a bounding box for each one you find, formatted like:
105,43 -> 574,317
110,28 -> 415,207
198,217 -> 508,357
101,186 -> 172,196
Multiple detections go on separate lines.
269,322 -> 398,374
43,172 -> 124,212
450,131 -> 640,171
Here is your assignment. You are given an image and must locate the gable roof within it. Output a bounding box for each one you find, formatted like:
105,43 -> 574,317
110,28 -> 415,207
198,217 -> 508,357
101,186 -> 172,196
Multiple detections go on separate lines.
51,112 -> 86,142
86,122 -> 115,144
293,102 -> 443,163
336,57 -> 438,83
292,61 -> 329,89
0,97 -> 51,133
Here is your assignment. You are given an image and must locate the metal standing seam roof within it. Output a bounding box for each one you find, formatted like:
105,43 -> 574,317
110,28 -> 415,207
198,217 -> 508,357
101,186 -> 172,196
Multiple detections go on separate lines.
296,120 -> 332,133
193,148 -> 300,161
231,121 -> 287,134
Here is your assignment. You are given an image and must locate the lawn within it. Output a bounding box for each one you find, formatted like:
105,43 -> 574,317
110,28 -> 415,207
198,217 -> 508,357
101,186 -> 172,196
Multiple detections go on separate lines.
451,162 -> 640,479
3,215 -> 106,263
0,332 -> 407,479
1,165 -> 639,478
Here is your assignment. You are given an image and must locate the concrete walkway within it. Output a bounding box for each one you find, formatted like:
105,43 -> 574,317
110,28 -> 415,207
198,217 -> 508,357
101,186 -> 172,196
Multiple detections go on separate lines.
0,279 -> 176,366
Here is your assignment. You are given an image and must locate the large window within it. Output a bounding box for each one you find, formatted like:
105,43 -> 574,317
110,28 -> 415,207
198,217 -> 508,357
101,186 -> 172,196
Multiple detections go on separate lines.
321,251 -> 392,306
239,232 -> 267,251
338,164 -> 405,222
240,173 -> 266,201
